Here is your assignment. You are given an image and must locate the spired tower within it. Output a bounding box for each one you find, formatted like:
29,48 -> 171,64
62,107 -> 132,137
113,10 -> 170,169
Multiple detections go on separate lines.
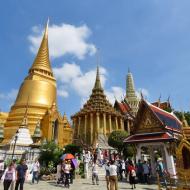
125,69 -> 139,116
2,21 -> 72,147
71,67 -> 124,148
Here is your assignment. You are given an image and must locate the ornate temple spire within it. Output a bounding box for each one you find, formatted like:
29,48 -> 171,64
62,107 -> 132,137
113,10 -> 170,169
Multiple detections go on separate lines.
29,19 -> 53,75
126,69 -> 137,99
93,66 -> 102,90
125,69 -> 139,116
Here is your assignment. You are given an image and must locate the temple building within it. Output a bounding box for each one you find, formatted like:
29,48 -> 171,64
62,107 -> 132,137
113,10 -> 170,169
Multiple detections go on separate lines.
124,69 -> 140,116
71,67 -> 124,148
124,98 -> 182,176
0,21 -> 73,151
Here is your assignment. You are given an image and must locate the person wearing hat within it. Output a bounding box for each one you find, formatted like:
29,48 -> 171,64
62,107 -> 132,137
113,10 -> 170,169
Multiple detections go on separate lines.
156,158 -> 167,188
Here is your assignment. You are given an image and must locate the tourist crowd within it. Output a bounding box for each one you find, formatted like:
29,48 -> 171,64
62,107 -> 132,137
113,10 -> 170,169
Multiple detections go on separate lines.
0,148 -> 167,190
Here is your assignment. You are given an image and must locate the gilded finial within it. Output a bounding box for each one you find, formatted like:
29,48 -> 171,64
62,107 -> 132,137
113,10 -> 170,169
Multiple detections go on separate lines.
45,18 -> 49,38
29,19 -> 53,74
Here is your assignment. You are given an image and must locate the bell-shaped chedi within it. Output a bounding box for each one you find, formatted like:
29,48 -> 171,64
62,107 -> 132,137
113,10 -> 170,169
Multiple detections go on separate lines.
71,66 -> 124,147
3,21 -> 57,144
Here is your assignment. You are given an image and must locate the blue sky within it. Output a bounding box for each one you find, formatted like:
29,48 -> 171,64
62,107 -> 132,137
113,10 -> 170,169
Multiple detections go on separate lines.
1,0 -> 190,118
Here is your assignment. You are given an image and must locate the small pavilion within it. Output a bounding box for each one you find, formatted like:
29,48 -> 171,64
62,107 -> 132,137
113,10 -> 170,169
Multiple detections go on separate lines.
124,99 -> 182,176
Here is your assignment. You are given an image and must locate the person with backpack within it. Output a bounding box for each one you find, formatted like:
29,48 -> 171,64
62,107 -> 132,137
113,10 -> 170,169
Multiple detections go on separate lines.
128,161 -> 136,189
156,158 -> 167,188
1,162 -> 16,190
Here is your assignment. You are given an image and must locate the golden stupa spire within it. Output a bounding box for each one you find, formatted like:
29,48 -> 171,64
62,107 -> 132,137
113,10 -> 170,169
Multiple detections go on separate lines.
29,19 -> 53,75
93,66 -> 102,90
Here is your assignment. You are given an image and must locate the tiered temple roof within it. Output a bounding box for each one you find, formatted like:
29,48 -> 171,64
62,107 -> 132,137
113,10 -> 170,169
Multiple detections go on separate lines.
73,67 -> 121,117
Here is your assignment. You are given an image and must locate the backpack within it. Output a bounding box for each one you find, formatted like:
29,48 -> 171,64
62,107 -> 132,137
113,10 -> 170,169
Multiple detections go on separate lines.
131,169 -> 136,177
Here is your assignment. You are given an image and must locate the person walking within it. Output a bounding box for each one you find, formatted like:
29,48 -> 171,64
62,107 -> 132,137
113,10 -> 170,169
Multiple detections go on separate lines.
92,161 -> 99,185
142,161 -> 149,184
128,161 -> 136,189
109,160 -> 118,190
15,158 -> 28,190
1,162 -> 16,190
136,159 -> 143,183
63,160 -> 71,188
156,158 -> 167,188
56,161 -> 62,184
31,158 -> 40,184
105,160 -> 110,190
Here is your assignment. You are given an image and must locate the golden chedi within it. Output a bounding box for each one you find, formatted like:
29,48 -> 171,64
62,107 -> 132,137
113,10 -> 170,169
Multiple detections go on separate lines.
71,67 -> 124,147
2,21 -> 72,148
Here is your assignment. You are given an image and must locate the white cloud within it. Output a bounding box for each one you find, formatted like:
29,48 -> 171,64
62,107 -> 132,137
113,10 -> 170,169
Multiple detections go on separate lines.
28,23 -> 96,59
57,86 -> 69,98
53,63 -> 107,100
105,87 -> 125,105
53,63 -> 82,83
137,88 -> 149,99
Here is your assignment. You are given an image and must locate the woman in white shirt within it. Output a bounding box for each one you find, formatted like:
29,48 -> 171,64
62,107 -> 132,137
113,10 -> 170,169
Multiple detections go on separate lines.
1,162 -> 16,190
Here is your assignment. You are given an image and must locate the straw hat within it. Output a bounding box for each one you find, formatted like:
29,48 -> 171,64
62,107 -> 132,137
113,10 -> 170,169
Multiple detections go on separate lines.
157,158 -> 163,162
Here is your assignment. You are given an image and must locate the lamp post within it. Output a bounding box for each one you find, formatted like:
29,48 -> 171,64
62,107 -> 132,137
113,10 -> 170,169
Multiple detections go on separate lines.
11,130 -> 19,160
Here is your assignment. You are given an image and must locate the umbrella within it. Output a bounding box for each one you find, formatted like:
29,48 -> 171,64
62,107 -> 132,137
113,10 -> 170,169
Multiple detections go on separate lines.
60,153 -> 74,160
71,158 -> 78,168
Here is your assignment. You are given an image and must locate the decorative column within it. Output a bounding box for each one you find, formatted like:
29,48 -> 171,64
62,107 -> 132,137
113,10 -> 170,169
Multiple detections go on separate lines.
120,118 -> 124,131
149,145 -> 156,176
78,117 -> 81,138
136,144 -> 141,162
163,143 -> 176,177
84,115 -> 87,142
96,112 -> 100,137
115,117 -> 118,131
109,115 -> 112,133
90,113 -> 93,144
103,113 -> 106,135
127,120 -> 130,135
73,118 -> 77,138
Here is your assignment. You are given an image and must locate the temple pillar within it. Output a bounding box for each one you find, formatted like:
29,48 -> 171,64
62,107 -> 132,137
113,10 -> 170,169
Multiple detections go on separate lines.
84,115 -> 87,142
96,112 -> 100,136
109,115 -> 112,133
115,117 -> 118,131
121,118 -> 124,131
78,117 -> 81,138
103,113 -> 106,135
163,144 -> 176,177
136,144 -> 141,162
127,120 -> 130,134
90,113 -> 93,144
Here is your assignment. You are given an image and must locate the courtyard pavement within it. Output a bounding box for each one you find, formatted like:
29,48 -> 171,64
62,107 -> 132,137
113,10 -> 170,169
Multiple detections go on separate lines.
2,178 -> 159,190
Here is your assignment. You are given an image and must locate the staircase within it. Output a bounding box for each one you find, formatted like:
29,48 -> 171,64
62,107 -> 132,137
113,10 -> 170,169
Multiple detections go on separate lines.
88,165 -> 106,179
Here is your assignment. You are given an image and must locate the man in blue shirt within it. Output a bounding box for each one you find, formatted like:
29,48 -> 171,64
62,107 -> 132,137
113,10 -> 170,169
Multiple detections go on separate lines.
15,158 -> 28,190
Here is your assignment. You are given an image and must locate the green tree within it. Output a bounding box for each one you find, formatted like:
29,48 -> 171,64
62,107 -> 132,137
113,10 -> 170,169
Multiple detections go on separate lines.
108,130 -> 129,153
39,141 -> 63,167
64,144 -> 82,155
174,111 -> 190,126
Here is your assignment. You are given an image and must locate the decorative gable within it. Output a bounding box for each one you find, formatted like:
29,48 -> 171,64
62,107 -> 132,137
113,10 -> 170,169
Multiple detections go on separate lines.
134,100 -> 164,134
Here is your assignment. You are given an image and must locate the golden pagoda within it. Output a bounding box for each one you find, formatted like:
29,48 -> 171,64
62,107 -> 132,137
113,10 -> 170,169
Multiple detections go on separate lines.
2,21 -> 73,148
71,66 -> 124,147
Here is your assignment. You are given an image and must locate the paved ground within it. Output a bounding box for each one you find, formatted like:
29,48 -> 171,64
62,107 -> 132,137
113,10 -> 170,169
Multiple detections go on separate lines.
1,178 -> 158,190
